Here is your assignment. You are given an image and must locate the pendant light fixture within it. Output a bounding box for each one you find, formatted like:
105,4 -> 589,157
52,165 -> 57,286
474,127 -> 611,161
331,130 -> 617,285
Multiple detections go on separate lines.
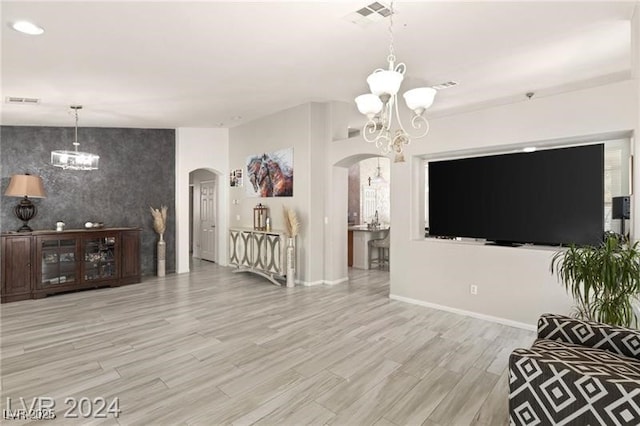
371,157 -> 387,184
51,105 -> 99,170
355,0 -> 437,163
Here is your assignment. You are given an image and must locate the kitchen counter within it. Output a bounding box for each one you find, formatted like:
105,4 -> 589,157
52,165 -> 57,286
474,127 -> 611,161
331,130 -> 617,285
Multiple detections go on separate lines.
348,225 -> 390,232
348,225 -> 389,269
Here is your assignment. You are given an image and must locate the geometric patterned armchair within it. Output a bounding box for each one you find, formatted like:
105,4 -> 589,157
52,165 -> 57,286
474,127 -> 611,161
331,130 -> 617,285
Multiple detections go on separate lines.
509,313 -> 640,425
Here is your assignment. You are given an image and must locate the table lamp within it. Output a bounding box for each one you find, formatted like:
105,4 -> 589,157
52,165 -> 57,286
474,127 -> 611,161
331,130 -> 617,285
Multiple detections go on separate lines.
4,174 -> 47,232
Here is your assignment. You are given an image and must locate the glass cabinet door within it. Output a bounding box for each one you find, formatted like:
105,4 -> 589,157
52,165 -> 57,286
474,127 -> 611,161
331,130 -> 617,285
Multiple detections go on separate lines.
83,236 -> 118,281
39,238 -> 78,287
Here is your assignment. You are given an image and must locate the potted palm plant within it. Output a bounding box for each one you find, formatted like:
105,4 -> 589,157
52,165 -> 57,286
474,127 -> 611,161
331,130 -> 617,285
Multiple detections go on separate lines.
551,233 -> 640,327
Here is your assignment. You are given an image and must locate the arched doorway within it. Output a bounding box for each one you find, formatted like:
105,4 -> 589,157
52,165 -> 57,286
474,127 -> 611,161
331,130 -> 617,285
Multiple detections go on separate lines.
177,165 -> 228,273
328,154 -> 392,281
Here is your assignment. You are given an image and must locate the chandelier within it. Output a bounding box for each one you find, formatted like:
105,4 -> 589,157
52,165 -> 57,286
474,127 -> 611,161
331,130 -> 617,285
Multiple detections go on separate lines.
355,1 -> 436,163
51,105 -> 99,170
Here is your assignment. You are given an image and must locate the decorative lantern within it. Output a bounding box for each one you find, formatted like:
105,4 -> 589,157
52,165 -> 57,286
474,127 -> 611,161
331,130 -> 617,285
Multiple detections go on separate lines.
253,203 -> 268,231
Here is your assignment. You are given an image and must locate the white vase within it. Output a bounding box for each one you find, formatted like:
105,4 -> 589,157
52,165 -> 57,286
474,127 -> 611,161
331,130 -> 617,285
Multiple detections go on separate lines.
157,233 -> 166,277
286,237 -> 295,288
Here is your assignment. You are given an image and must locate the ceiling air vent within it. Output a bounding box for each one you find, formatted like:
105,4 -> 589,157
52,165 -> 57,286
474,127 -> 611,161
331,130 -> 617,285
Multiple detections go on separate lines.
431,81 -> 459,90
345,2 -> 392,27
348,128 -> 361,138
5,96 -> 40,105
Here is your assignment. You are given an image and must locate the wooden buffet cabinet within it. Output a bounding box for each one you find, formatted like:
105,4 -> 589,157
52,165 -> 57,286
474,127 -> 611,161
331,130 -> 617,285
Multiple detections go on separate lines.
1,228 -> 141,303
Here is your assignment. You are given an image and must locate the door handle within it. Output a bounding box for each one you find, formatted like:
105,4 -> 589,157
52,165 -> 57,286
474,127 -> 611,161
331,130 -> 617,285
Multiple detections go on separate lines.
211,225 -> 216,228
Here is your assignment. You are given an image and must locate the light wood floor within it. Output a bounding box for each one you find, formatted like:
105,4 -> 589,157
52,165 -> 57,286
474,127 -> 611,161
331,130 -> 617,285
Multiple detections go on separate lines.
1,261 -> 535,425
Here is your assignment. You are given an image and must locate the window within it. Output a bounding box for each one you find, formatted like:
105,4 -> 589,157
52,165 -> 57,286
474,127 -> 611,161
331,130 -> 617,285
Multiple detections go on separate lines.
604,139 -> 631,232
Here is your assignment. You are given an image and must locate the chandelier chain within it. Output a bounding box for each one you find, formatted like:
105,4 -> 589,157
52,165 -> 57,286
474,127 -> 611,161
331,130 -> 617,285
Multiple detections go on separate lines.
73,107 -> 80,150
387,0 -> 395,64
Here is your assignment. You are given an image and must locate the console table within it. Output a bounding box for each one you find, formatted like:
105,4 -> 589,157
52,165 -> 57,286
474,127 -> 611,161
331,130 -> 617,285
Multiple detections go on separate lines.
1,228 -> 141,303
228,228 -> 293,286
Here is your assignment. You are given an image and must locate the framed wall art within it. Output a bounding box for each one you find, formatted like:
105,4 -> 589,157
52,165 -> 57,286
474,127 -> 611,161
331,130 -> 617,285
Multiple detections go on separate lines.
246,148 -> 293,197
230,169 -> 243,187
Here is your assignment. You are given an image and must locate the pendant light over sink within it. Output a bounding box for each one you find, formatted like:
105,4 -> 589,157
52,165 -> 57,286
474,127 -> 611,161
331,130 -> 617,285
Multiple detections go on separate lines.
371,157 -> 387,184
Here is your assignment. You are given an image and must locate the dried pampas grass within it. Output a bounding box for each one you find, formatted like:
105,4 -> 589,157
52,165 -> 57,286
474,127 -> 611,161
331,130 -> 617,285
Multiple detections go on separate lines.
283,206 -> 299,237
150,205 -> 168,235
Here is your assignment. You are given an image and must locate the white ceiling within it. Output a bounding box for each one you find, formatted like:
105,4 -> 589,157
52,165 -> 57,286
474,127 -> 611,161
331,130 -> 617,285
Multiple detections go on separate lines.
1,1 -> 636,130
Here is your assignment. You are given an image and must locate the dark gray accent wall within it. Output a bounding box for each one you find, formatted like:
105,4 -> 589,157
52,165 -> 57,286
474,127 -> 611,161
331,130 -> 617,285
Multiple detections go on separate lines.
1,126 -> 175,276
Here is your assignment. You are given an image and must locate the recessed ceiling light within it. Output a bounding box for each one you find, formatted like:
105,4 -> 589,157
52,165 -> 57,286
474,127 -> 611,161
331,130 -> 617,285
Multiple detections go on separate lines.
11,20 -> 44,35
231,115 -> 242,121
523,147 -> 537,153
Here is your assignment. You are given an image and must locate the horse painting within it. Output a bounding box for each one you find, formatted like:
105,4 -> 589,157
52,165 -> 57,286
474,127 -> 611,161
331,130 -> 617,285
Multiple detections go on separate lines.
247,156 -> 267,195
246,148 -> 293,197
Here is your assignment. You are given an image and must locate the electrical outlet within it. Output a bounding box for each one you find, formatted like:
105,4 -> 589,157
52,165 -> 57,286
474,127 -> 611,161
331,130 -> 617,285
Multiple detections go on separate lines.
236,215 -> 240,221
470,285 -> 478,295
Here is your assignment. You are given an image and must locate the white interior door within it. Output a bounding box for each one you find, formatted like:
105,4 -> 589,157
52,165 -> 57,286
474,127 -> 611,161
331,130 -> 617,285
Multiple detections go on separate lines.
200,180 -> 217,262
362,186 -> 377,223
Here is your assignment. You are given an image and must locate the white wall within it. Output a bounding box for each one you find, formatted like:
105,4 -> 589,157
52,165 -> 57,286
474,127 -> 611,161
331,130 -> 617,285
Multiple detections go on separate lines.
175,127 -> 229,273
633,4 -> 640,240
228,102 -> 330,285
324,166 -> 349,284
389,80 -> 637,327
309,103 -> 331,284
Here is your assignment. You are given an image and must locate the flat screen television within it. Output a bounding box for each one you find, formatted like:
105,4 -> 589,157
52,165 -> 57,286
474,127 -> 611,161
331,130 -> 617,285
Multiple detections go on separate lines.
428,144 -> 604,246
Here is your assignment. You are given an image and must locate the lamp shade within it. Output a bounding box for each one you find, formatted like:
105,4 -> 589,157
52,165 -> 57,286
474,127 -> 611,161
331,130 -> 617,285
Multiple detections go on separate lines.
4,174 -> 46,198
355,94 -> 384,116
367,70 -> 404,96
403,87 -> 437,112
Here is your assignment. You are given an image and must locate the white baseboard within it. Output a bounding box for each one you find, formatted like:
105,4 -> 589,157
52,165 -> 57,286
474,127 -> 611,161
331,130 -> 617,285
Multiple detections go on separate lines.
324,277 -> 349,286
297,277 -> 349,286
389,294 -> 536,331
